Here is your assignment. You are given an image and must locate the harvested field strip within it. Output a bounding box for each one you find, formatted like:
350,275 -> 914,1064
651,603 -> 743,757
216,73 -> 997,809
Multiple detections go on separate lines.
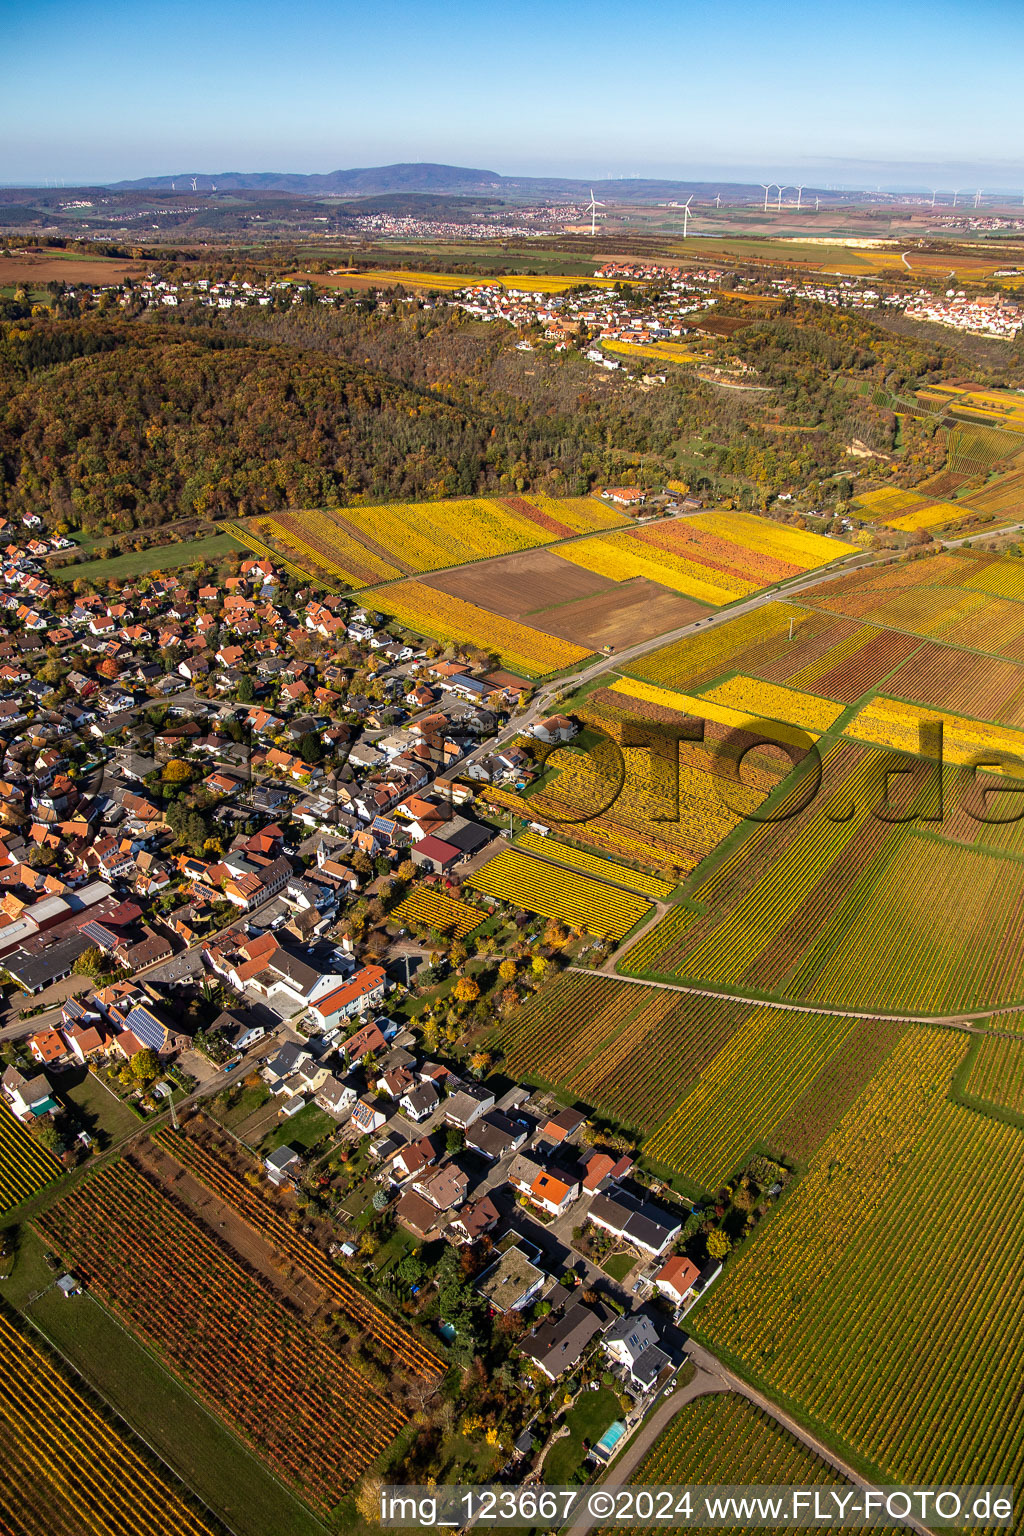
151,1129 -> 444,1379
468,849 -> 651,941
0,1312 -> 219,1536
0,1101 -> 60,1214
37,1162 -> 406,1509
514,831 -> 676,899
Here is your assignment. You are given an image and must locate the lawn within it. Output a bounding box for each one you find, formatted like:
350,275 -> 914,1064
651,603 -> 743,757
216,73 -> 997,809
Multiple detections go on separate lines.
209,1079 -> 271,1132
544,1387 -> 622,1484
261,1103 -> 334,1155
56,532 -> 244,584
60,1068 -> 141,1150
3,1229 -> 327,1536
601,1250 -> 638,1282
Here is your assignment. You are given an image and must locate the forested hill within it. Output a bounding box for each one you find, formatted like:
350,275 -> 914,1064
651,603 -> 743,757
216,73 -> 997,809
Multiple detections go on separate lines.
0,300 -> 947,539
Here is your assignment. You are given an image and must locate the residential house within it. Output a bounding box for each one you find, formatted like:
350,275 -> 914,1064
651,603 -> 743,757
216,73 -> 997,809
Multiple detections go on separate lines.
476,1244 -> 546,1313
587,1191 -> 681,1257
529,1169 -> 579,1217
521,1301 -> 610,1381
1,1065 -> 57,1120
400,1080 -> 440,1123
414,1162 -> 470,1211
265,1144 -> 301,1187
445,1083 -> 494,1131
315,1074 -> 357,1119
603,1313 -> 671,1391
653,1254 -> 701,1308
466,1110 -> 527,1162
448,1193 -> 500,1245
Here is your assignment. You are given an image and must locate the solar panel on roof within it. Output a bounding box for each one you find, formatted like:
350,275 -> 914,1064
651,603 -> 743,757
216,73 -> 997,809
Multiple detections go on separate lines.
124,1005 -> 166,1051
81,920 -> 117,951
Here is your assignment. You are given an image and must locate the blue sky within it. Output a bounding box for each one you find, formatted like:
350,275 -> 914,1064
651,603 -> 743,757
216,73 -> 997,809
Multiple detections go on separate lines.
5,0 -> 1024,187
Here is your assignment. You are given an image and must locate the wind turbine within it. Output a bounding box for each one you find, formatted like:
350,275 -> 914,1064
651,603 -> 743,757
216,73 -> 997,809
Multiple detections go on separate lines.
191,177 -> 197,193
760,183 -> 774,212
586,188 -> 605,237
171,181 -> 176,192
794,185 -> 805,210
715,192 -> 722,209
815,195 -> 821,211
776,184 -> 788,210
951,189 -> 960,207
974,188 -> 982,208
931,189 -> 938,207
682,195 -> 695,237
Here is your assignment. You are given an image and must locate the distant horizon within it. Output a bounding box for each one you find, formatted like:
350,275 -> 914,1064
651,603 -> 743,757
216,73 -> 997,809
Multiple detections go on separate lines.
6,0 -> 1024,188
7,157 -> 1024,199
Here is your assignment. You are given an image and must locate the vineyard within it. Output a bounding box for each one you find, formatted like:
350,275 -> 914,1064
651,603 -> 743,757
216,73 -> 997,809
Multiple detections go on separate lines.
254,510 -> 404,586
513,831 -> 677,899
692,1028 -> 1024,1499
390,886 -> 483,941
645,1004 -> 862,1187
37,1161 -> 409,1509
494,971 -> 764,1138
0,1311 -> 218,1536
369,579 -> 592,676
696,675 -> 845,733
482,683 -> 793,881
854,487 -> 966,532
959,1034 -> 1024,1118
556,509 -> 847,607
0,1101 -> 60,1213
615,1392 -> 854,1535
619,732 -> 1024,1014
311,494 -> 627,579
625,598 -> 924,707
843,694 -> 1024,765
882,642 -> 1024,719
151,1127 -> 445,1380
467,848 -> 651,941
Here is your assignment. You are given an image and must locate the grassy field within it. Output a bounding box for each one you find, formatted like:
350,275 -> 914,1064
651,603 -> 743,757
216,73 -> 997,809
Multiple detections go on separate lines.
55,532 -> 244,584
3,1228 -> 327,1536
